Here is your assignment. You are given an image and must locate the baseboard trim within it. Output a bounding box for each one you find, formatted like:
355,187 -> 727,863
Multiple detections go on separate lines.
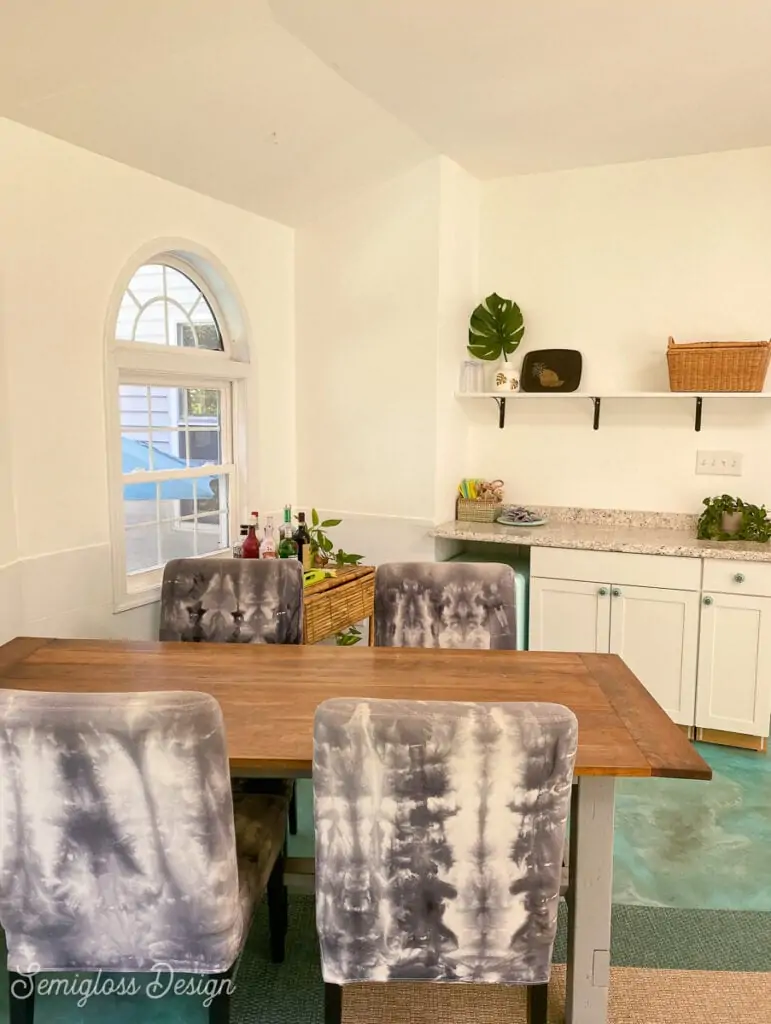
695,727 -> 767,753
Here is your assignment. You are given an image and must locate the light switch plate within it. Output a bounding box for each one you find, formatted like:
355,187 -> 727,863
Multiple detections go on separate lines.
695,450 -> 743,476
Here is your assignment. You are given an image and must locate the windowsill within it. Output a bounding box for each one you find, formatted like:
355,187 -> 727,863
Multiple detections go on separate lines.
113,549 -> 232,614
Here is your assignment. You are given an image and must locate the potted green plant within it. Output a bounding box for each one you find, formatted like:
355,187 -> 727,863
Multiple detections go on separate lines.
306,509 -> 363,568
304,509 -> 365,646
697,495 -> 771,542
468,292 -> 524,391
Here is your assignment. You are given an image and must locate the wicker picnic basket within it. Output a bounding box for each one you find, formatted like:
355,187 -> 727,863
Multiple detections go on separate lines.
456,498 -> 502,523
667,336 -> 771,392
303,565 -> 374,644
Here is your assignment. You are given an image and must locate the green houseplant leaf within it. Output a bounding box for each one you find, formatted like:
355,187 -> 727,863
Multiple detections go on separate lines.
468,292 -> 524,362
697,494 -> 771,542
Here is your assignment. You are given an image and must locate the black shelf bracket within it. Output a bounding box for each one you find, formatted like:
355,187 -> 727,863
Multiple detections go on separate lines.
695,396 -> 703,432
592,397 -> 601,430
494,396 -> 506,428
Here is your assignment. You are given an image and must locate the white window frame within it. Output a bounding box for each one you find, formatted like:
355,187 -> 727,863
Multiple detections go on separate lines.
106,253 -> 249,612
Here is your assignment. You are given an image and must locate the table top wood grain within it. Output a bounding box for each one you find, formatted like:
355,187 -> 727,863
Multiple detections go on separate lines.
0,637 -> 711,781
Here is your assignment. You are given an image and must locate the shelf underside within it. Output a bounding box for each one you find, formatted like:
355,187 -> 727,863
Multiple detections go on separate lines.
455,391 -> 771,430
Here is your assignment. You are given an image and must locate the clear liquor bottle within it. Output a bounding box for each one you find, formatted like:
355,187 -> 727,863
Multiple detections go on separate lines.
261,516 -> 277,558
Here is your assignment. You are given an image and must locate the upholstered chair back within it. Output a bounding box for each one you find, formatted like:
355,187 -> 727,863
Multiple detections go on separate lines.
374,562 -> 516,649
0,688 -> 243,974
313,697 -> 578,986
160,558 -> 303,644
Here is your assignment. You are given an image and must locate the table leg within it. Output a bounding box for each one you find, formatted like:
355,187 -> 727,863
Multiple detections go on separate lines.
368,614 -> 375,646
565,776 -> 615,1024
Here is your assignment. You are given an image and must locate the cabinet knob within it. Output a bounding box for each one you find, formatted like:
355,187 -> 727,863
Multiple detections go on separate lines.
598,587 -> 608,596
734,573 -> 745,584
611,587 -> 621,597
703,595 -> 713,606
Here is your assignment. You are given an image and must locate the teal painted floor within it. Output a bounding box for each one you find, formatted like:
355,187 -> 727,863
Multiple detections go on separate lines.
289,740 -> 771,911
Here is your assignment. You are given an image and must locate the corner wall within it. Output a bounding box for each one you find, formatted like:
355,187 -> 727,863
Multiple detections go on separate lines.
0,118 -> 294,643
295,157 -> 478,564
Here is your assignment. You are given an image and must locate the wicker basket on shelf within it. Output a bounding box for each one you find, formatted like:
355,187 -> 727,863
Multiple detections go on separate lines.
667,337 -> 771,392
456,498 -> 502,523
303,565 -> 375,645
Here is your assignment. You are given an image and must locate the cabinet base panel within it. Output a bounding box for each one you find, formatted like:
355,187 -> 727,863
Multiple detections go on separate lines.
695,727 -> 767,752
678,724 -> 694,739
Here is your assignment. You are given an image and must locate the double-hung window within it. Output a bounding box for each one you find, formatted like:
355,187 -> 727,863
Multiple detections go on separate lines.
108,256 -> 247,610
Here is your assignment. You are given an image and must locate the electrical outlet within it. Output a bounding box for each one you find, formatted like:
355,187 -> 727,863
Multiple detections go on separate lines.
695,450 -> 743,476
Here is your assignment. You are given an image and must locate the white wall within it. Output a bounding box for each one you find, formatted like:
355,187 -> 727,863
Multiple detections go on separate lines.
475,147 -> 771,512
295,156 -> 478,563
435,158 -> 480,522
296,158 -> 442,522
0,118 -> 294,644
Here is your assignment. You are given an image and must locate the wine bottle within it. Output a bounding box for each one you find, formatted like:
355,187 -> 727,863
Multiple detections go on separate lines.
294,511 -> 312,570
242,510 -> 260,559
278,505 -> 299,559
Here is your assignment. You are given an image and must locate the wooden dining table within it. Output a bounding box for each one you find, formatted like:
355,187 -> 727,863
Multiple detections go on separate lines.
0,636 -> 710,1024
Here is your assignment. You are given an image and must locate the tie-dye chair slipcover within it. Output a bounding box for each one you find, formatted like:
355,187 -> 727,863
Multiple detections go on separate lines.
374,562 -> 517,649
159,558 -> 303,645
159,556 -> 302,833
0,688 -> 289,1024
313,698 -> 578,1024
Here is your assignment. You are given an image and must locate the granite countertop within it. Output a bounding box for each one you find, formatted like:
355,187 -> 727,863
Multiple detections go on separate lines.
430,507 -> 771,562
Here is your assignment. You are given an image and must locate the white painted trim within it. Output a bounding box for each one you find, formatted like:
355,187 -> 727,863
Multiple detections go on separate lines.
304,508 -> 435,525
123,464 -> 235,485
114,344 -> 249,379
104,242 -> 250,612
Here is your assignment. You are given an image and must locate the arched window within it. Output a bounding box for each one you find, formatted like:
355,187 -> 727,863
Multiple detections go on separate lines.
107,253 -> 247,609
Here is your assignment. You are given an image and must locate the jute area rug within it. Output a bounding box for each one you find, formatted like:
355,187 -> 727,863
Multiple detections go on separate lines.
342,965 -> 771,1023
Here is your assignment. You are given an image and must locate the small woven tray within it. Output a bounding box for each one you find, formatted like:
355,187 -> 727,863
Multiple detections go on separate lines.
457,498 -> 503,523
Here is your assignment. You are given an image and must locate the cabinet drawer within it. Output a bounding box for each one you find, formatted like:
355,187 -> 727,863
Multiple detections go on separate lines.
530,547 -> 701,591
702,559 -> 771,598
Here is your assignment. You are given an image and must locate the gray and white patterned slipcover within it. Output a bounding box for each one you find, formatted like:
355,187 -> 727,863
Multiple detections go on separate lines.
374,562 -> 516,649
159,558 -> 303,644
314,698 -> 577,986
0,688 -> 287,974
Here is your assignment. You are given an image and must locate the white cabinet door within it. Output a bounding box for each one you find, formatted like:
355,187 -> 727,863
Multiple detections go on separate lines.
696,592 -> 771,737
529,577 -> 610,653
609,585 -> 699,726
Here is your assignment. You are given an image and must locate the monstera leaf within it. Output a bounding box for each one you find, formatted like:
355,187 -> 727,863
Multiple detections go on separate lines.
468,292 -> 524,361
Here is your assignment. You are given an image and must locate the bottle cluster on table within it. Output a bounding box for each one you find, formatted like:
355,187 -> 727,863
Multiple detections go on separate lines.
232,506 -> 312,569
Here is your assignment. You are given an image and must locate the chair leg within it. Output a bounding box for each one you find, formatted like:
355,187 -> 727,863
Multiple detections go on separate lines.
527,982 -> 548,1024
288,783 -> 298,835
267,850 -> 288,963
207,967 -> 234,1024
9,972 -> 35,1024
324,982 -> 343,1024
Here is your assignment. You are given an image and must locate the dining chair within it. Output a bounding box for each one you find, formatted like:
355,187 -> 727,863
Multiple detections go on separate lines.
0,688 -> 289,1024
159,557 -> 303,645
374,561 -> 517,648
376,562 -> 571,891
159,556 -> 303,834
314,697 -> 577,1024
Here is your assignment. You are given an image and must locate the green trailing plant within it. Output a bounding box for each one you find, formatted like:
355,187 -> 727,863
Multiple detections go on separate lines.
304,510 -> 365,646
307,509 -> 363,567
335,624 -> 363,647
697,495 -> 771,543
468,292 -> 524,362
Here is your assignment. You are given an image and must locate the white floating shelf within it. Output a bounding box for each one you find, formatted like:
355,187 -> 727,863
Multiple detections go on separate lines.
454,391 -> 771,429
